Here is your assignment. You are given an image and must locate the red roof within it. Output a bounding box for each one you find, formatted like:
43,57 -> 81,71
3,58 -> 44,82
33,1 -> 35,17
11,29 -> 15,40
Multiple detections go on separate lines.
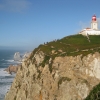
92,15 -> 96,21
86,27 -> 91,29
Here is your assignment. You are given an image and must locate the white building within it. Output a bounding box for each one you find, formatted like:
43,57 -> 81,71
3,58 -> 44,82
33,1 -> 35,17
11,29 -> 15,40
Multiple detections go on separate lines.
79,15 -> 100,36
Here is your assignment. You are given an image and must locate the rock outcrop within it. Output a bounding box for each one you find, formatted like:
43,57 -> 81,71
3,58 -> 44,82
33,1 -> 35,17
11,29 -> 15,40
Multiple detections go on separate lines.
14,52 -> 22,61
4,65 -> 20,74
5,51 -> 100,100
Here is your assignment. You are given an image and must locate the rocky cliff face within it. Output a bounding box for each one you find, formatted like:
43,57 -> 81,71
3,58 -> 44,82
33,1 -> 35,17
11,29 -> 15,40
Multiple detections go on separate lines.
5,51 -> 100,100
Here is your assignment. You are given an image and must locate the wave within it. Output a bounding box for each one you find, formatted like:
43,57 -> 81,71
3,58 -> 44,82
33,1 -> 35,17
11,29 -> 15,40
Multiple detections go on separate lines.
5,60 -> 14,62
0,83 -> 12,100
0,68 -> 15,100
1,59 -> 4,61
0,68 -> 15,80
1,63 -> 6,65
6,59 -> 21,64
0,68 -> 10,77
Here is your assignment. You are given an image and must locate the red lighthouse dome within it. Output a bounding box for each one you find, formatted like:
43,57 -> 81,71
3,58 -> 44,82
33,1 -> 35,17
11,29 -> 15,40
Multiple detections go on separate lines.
92,15 -> 96,21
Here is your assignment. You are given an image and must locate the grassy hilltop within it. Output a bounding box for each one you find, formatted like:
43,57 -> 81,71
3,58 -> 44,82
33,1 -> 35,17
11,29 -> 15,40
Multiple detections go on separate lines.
30,34 -> 100,59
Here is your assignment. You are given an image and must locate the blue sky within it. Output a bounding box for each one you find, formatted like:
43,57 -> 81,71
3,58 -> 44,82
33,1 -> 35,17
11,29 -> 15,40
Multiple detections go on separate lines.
0,0 -> 100,50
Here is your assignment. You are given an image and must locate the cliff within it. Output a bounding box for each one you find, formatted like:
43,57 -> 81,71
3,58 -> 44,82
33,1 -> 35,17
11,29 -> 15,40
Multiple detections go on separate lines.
5,35 -> 100,100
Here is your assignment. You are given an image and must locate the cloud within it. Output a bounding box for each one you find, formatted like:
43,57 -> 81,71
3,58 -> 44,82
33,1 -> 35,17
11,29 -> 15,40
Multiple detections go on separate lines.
0,0 -> 31,12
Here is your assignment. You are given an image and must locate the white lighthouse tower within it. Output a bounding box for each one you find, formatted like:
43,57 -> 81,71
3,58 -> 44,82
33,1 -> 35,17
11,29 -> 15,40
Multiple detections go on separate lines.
91,15 -> 98,30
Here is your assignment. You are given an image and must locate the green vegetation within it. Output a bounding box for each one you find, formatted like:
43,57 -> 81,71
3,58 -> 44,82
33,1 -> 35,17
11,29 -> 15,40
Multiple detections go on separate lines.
29,34 -> 100,60
85,83 -> 100,100
28,34 -> 100,73
58,77 -> 71,89
39,55 -> 50,67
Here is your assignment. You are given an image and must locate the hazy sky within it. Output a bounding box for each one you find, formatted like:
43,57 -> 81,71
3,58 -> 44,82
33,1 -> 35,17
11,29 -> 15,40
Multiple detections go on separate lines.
0,0 -> 100,50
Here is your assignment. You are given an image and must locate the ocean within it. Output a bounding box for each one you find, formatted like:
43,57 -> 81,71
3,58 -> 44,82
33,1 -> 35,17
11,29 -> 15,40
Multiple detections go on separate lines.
0,49 -> 26,100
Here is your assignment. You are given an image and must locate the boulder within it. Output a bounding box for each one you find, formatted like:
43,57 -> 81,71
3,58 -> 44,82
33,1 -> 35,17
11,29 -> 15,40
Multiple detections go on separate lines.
4,65 -> 20,74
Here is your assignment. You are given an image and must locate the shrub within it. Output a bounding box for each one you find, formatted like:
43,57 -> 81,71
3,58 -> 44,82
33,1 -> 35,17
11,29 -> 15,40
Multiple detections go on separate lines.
85,83 -> 100,100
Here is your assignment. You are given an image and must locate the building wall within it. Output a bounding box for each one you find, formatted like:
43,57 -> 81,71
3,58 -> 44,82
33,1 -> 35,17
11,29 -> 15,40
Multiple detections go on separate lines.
91,21 -> 98,30
79,30 -> 100,36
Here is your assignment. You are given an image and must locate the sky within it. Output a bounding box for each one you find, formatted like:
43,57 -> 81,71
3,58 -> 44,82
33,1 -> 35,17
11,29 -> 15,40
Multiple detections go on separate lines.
0,0 -> 100,50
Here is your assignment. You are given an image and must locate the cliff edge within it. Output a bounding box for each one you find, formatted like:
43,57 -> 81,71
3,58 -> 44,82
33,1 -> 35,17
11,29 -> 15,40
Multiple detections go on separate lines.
5,34 -> 100,100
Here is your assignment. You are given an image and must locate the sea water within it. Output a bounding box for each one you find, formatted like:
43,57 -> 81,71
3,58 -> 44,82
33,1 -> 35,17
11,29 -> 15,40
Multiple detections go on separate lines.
0,49 -> 25,100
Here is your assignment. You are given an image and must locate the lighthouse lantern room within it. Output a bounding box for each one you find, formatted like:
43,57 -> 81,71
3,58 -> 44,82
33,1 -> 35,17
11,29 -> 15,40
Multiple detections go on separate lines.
91,15 -> 98,30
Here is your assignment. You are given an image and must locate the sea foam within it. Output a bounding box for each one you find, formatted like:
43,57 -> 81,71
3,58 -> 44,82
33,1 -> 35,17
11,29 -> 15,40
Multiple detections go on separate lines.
0,68 -> 10,77
0,68 -> 14,100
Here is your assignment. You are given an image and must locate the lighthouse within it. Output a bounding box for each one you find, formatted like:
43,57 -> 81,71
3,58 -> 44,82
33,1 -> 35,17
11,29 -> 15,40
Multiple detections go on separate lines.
91,15 -> 98,30
79,15 -> 100,36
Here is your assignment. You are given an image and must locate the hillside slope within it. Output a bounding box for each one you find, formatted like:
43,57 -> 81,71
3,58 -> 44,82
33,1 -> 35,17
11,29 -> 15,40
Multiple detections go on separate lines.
5,34 -> 100,100
30,34 -> 100,57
